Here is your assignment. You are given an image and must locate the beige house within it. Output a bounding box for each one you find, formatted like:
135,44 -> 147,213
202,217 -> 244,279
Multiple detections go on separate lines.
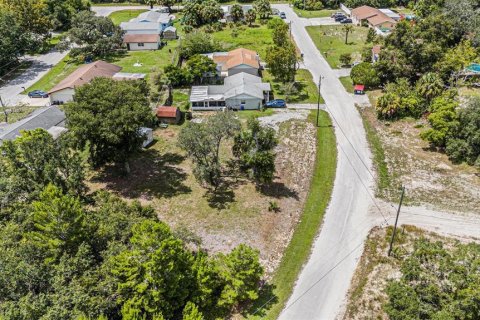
208,48 -> 261,77
350,5 -> 397,31
49,61 -> 122,104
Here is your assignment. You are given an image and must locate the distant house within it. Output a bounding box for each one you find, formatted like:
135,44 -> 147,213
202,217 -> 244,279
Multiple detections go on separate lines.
206,48 -> 261,77
162,26 -> 177,40
112,72 -> 147,81
0,106 -> 66,142
372,45 -> 381,62
379,9 -> 401,21
156,106 -> 181,124
120,10 -> 173,35
49,61 -> 122,104
124,34 -> 160,51
221,5 -> 254,22
351,5 -> 397,31
190,72 -> 271,110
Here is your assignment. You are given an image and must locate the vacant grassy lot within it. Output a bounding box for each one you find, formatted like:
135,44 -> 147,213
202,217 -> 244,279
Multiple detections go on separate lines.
362,91 -> 480,212
264,69 -> 324,104
249,110 -> 337,320
306,25 -> 368,68
109,9 -> 148,25
210,20 -> 276,59
293,8 -> 337,18
90,109 -> 320,280
339,75 -> 353,93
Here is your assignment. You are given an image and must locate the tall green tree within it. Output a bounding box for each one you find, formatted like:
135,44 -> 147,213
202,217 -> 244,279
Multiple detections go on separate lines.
272,22 -> 289,47
27,184 -> 89,260
178,112 -> 241,189
65,77 -> 152,173
0,129 -> 86,209
253,0 -> 271,20
343,24 -> 353,45
266,41 -> 298,83
186,54 -> 217,84
0,10 -> 31,75
230,4 -> 244,22
416,72 -> 444,103
245,9 -> 256,26
59,10 -> 123,59
233,118 -> 277,184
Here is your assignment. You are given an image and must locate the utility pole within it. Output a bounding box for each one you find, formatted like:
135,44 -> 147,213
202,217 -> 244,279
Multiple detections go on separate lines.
289,21 -> 292,38
388,186 -> 405,256
316,76 -> 322,127
0,95 -> 7,123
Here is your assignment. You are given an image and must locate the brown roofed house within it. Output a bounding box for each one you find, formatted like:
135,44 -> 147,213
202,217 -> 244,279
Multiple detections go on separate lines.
351,5 -> 397,30
212,48 -> 260,77
48,61 -> 122,104
124,33 -> 160,51
156,106 -> 181,124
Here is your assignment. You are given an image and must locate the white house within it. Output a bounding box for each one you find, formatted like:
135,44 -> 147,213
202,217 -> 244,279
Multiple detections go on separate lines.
123,34 -> 160,50
190,72 -> 270,111
120,10 -> 173,35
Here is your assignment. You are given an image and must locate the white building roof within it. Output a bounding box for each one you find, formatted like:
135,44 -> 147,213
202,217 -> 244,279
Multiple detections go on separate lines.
379,9 -> 401,20
120,21 -> 160,31
113,72 -> 146,80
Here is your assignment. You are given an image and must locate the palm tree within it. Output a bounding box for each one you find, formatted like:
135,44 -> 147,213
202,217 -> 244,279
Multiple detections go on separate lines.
343,24 -> 353,45
416,72 -> 444,102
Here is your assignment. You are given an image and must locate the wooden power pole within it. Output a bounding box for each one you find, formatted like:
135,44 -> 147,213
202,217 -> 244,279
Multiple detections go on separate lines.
388,186 -> 405,256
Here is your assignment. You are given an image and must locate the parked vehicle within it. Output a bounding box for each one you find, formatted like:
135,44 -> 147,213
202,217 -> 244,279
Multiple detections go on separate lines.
331,12 -> 344,18
340,18 -> 352,23
279,12 -> 286,19
265,99 -> 286,108
334,15 -> 347,22
28,90 -> 49,98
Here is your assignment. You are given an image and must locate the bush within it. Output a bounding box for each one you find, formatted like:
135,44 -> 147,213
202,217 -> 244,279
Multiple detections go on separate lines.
339,53 -> 353,67
350,62 -> 380,89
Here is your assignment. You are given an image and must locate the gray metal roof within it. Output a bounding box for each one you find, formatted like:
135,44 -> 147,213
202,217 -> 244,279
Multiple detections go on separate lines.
189,72 -> 271,102
0,106 -> 66,142
132,11 -> 172,23
120,21 -> 160,31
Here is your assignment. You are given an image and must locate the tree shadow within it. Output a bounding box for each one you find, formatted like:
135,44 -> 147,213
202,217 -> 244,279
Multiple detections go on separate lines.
257,180 -> 299,200
92,149 -> 191,200
204,187 -> 236,210
242,282 -> 278,318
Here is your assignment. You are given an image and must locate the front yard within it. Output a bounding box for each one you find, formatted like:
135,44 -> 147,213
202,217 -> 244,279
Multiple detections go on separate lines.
292,8 -> 337,18
306,25 -> 369,68
109,9 -> 149,25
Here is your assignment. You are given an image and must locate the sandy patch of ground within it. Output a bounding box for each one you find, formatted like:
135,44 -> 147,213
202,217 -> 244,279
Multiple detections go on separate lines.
361,95 -> 480,214
89,110 -> 317,275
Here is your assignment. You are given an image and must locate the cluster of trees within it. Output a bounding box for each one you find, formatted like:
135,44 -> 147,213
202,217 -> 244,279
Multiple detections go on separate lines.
385,237 -> 480,319
422,96 -> 480,167
58,11 -> 124,60
292,0 -> 340,10
179,113 -> 278,189
265,19 -> 299,83
0,94 -> 265,319
0,0 -> 90,74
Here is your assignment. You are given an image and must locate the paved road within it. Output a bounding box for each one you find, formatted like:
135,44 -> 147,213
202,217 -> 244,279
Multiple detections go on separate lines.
273,4 -> 383,320
0,50 -> 68,107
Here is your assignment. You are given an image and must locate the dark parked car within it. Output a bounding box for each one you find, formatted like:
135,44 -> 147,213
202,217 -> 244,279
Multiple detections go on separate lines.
279,12 -> 286,19
331,12 -> 344,18
28,90 -> 48,98
265,99 -> 286,108
335,15 -> 347,22
340,18 -> 352,23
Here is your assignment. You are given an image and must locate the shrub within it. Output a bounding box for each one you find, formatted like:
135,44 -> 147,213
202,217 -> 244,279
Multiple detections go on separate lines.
350,62 -> 380,89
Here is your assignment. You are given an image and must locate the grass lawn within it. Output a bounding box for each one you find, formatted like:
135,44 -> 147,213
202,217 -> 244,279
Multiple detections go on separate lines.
25,56 -> 81,92
306,25 -> 369,69
339,75 -> 353,93
210,20 -> 277,60
109,9 -> 148,25
248,110 -> 337,319
264,69 -> 324,104
293,8 -> 337,18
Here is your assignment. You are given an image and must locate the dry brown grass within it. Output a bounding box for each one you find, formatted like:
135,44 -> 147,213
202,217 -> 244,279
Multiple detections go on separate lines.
89,115 -> 317,274
362,91 -> 480,213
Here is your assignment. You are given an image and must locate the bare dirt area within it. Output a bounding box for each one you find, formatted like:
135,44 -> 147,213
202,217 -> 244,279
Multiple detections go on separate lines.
361,92 -> 480,214
342,225 -> 479,320
89,110 -> 316,275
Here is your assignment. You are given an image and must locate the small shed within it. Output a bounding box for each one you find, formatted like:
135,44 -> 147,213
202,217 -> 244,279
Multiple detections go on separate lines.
354,84 -> 365,95
162,26 -> 177,40
156,106 -> 181,124
139,127 -> 153,148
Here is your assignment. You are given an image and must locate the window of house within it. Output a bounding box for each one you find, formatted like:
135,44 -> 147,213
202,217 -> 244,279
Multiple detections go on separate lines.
192,101 -> 204,107
138,43 -> 144,47
241,100 -> 246,104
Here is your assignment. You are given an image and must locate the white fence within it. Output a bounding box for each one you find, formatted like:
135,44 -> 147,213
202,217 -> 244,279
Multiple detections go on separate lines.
340,3 -> 351,16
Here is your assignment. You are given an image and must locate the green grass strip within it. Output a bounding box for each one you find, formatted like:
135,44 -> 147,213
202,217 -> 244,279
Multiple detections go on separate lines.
248,110 -> 337,319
